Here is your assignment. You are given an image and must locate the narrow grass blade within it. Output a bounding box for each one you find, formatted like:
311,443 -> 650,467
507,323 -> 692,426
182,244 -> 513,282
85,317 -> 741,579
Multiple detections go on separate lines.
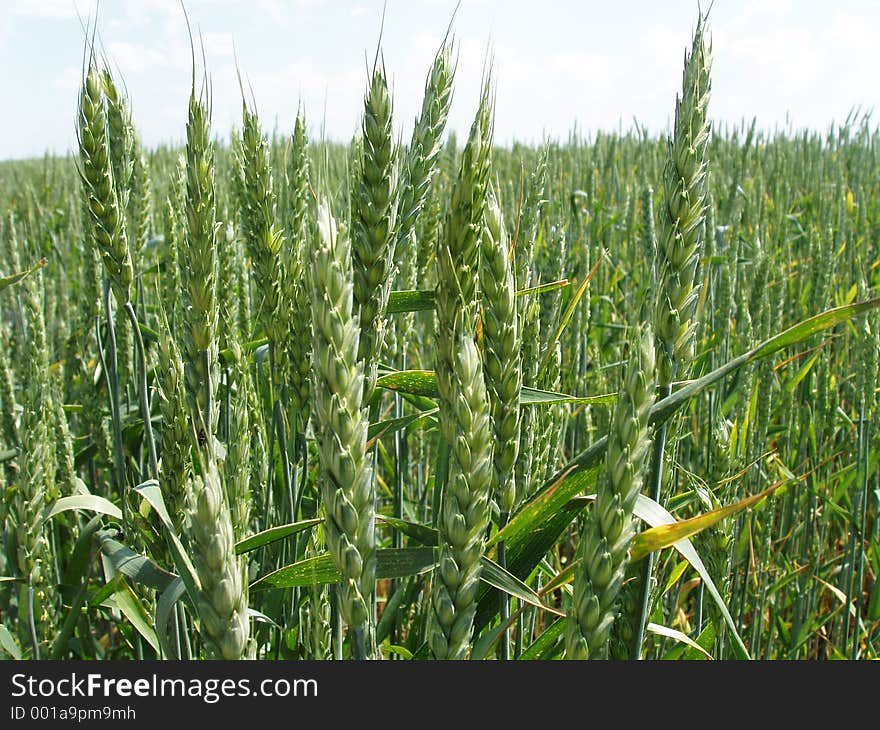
156,578 -> 186,660
234,519 -> 322,555
251,547 -> 438,590
377,515 -> 439,545
520,389 -> 616,407
377,369 -> 608,407
133,479 -> 201,602
0,625 -> 21,659
631,494 -> 750,660
387,289 -> 436,314
382,281 -> 570,316
368,408 -> 439,443
61,515 -> 104,595
647,623 -> 713,659
112,578 -> 161,654
750,297 -> 880,361
376,370 -> 438,398
516,279 -> 569,297
518,618 -> 565,660
479,556 -> 565,617
96,532 -> 178,591
630,481 -> 786,561
0,258 -> 47,292
43,495 -> 122,523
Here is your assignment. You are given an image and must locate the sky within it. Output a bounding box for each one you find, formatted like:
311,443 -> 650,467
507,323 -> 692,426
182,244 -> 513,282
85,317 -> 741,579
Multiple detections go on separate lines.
1,0 -> 880,160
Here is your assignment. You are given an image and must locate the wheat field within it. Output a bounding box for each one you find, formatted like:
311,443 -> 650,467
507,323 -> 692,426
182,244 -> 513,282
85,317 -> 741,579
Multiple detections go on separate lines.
1,9 -> 879,661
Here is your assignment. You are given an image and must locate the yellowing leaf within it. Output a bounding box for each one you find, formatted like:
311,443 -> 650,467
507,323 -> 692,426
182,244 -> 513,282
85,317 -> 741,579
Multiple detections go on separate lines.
630,481 -> 785,562
647,623 -> 713,660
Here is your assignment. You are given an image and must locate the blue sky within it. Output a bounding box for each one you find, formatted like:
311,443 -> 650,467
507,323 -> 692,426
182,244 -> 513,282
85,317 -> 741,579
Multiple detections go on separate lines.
1,0 -> 879,160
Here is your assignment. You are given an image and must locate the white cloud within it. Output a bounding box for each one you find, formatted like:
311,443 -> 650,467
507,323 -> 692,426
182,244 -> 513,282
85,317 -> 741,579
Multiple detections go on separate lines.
6,0 -> 880,160
107,40 -> 169,74
0,0 -> 96,43
202,31 -> 234,58
8,0 -> 98,18
709,3 -> 880,132
54,64 -> 82,92
210,57 -> 366,142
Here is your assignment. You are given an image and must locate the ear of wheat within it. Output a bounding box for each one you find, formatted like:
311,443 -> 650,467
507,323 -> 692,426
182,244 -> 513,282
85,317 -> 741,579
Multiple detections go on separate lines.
310,202 -> 376,659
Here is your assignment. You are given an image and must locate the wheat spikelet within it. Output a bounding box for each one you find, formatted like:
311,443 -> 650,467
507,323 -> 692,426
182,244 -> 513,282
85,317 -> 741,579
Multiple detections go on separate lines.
237,102 -> 285,348
566,324 -> 654,659
351,60 -> 399,406
654,17 -> 712,387
282,110 -> 313,430
429,329 -> 493,659
187,454 -> 250,660
479,186 -> 520,515
435,79 -> 493,431
77,57 -> 133,305
310,201 -> 375,658
181,81 -> 220,440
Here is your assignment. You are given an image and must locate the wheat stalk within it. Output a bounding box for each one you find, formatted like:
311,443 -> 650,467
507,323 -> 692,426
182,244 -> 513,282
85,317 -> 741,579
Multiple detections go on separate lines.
632,15 -> 712,658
